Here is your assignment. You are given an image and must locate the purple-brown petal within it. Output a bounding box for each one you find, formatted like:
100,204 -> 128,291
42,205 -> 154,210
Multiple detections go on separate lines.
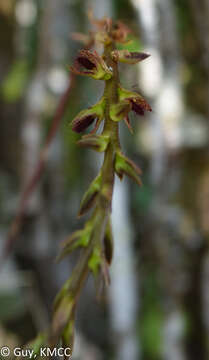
72,114 -> 96,133
131,100 -> 145,115
127,52 -> 150,61
76,56 -> 96,70
131,98 -> 152,116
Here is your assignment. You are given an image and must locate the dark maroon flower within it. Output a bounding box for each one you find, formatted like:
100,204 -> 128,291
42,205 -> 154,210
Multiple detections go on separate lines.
70,50 -> 112,80
118,86 -> 152,116
71,97 -> 106,133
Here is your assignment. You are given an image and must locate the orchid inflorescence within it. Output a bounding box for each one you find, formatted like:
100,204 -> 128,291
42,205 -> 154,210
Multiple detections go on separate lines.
35,13 -> 152,356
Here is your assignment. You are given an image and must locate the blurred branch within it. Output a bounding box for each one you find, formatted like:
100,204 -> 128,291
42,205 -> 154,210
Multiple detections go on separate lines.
2,73 -> 75,265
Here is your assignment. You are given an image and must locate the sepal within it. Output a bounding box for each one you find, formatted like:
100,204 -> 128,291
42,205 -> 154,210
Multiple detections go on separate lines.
114,151 -> 142,186
111,50 -> 150,64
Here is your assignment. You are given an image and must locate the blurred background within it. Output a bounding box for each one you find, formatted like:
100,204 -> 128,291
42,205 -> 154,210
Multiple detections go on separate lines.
0,0 -> 209,359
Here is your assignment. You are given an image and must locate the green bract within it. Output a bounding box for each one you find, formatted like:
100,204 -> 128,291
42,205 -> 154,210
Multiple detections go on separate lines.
78,173 -> 102,216
109,101 -> 131,122
88,246 -> 102,276
115,150 -> 142,186
57,222 -> 92,262
77,134 -> 110,152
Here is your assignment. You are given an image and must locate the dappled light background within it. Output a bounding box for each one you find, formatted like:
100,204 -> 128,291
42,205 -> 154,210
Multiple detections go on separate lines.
0,0 -> 209,359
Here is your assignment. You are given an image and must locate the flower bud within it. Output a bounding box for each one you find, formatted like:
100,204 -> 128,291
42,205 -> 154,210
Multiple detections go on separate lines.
111,50 -> 150,64
52,294 -> 74,340
56,222 -> 92,262
115,150 -> 142,186
78,173 -> 102,216
71,96 -> 105,133
111,21 -> 132,44
77,134 -> 110,152
70,50 -> 112,80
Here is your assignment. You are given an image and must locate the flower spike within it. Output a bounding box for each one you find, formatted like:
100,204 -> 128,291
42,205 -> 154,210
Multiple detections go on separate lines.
49,14 -> 152,356
70,50 -> 112,80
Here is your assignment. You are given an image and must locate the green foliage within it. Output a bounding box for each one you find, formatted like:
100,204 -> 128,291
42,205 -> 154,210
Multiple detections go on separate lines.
139,273 -> 163,359
1,60 -> 29,102
133,179 -> 153,214
141,306 -> 163,358
116,35 -> 142,52
0,292 -> 24,321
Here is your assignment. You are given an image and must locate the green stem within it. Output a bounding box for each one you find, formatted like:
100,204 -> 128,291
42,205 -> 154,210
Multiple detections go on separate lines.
82,41 -> 121,279
100,42 -> 120,207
